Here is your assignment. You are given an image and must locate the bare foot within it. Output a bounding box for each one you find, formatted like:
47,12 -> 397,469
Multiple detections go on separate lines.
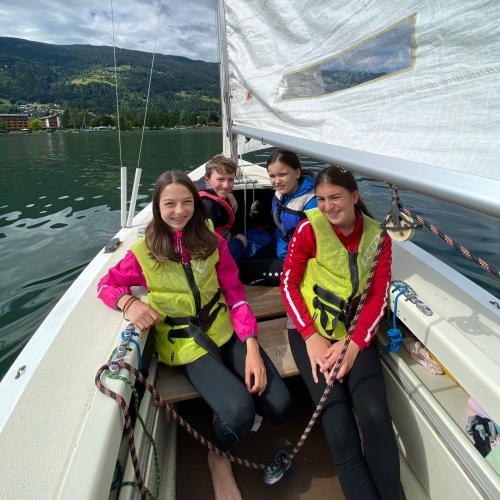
207,450 -> 243,500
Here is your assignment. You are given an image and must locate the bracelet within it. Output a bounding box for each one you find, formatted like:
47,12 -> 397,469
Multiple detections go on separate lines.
122,296 -> 138,320
120,295 -> 136,312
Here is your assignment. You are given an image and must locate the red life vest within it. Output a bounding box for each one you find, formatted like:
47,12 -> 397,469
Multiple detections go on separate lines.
199,190 -> 235,236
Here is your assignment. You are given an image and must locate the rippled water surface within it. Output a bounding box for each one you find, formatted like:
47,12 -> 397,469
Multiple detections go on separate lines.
0,129 -> 223,378
0,129 -> 499,379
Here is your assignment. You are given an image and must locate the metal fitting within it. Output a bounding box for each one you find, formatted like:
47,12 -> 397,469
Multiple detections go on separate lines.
113,352 -> 125,362
116,345 -> 127,355
416,302 -> 433,316
108,363 -> 120,375
122,330 -> 132,340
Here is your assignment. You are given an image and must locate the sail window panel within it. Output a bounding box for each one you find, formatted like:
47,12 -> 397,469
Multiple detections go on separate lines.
277,16 -> 416,101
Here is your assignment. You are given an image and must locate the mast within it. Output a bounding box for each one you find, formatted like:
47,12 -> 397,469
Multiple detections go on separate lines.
215,0 -> 238,163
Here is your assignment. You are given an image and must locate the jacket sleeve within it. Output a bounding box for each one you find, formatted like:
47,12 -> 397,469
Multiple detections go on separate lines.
215,235 -> 258,341
351,234 -> 392,350
97,250 -> 147,309
280,219 -> 317,339
276,228 -> 289,261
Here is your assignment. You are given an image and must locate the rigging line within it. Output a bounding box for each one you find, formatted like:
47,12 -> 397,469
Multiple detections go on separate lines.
110,0 -> 123,169
136,11 -> 162,171
126,7 -> 162,227
402,207 -> 500,280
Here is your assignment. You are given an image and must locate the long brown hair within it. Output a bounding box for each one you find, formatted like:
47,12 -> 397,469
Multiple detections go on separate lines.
315,165 -> 374,218
146,171 -> 218,262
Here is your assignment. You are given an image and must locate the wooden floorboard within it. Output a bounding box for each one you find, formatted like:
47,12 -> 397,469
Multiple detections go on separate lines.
175,377 -> 345,500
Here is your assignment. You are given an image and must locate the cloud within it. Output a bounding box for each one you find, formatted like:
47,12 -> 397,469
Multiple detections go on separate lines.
1,0 -> 218,62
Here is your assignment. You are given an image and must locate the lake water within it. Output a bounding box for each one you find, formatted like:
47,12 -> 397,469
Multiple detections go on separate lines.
0,128 -> 499,379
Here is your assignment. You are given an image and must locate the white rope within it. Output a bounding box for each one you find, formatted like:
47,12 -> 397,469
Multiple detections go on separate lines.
136,12 -> 162,171
125,8 -> 162,227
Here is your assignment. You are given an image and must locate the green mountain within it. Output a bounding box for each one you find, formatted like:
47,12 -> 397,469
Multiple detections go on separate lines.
0,37 -> 220,114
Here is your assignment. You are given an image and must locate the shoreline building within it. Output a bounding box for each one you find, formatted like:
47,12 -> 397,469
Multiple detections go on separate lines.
40,115 -> 60,129
0,114 -> 29,130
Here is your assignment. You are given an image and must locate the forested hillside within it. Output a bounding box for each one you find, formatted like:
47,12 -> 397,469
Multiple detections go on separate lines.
0,37 -> 220,116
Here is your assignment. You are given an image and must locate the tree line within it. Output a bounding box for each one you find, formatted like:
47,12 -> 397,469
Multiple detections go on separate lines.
63,106 -> 220,130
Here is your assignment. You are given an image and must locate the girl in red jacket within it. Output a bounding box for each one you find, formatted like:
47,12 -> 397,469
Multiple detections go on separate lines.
280,166 -> 400,500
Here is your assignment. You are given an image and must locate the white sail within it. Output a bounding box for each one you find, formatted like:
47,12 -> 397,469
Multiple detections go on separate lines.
222,0 -> 500,182
216,0 -> 271,159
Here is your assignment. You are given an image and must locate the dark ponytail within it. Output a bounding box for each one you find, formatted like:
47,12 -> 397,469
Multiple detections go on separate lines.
315,165 -> 373,218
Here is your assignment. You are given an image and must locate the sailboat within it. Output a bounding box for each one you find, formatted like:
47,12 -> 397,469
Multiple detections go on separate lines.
1,1 -> 499,498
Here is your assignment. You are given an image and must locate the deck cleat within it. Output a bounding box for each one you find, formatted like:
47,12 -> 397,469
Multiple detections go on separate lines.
262,449 -> 291,485
416,302 -> 433,316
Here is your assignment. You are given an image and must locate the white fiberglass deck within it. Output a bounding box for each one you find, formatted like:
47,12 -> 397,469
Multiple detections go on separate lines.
391,240 -> 500,425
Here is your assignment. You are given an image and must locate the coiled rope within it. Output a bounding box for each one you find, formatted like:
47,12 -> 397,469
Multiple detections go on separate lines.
95,360 -> 263,500
105,369 -> 160,499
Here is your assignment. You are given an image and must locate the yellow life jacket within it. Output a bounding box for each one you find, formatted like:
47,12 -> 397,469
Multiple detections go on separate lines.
299,208 -> 381,341
131,237 -> 233,365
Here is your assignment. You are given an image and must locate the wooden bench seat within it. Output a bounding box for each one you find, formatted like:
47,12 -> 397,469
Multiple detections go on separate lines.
155,285 -> 297,403
156,317 -> 297,402
242,285 -> 286,320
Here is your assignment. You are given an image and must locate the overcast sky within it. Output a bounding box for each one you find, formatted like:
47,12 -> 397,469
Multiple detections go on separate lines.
1,0 -> 219,62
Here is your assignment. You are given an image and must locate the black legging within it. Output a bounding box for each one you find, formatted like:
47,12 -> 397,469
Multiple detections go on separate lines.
288,328 -> 400,500
181,334 -> 292,451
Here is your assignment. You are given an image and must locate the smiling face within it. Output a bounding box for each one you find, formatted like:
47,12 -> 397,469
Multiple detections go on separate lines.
159,182 -> 195,231
315,182 -> 359,234
206,171 -> 235,200
267,160 -> 301,196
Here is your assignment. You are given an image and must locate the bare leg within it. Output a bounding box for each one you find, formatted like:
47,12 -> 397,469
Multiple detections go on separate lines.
208,450 -> 243,500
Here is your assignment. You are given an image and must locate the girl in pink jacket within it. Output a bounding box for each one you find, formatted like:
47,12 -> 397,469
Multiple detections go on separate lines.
98,171 -> 291,500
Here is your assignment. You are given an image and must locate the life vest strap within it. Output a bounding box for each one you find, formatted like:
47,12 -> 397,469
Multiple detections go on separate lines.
273,198 -> 306,242
313,284 -> 348,312
164,289 -> 227,359
312,285 -> 359,337
199,190 -> 235,235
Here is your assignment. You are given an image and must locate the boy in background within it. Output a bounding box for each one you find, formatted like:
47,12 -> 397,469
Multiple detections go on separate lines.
195,155 -> 247,261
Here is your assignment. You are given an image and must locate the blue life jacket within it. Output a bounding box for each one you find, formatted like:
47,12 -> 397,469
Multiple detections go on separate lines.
272,175 -> 317,260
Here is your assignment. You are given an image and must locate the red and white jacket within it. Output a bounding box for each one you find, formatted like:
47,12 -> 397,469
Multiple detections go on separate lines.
280,211 -> 391,350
